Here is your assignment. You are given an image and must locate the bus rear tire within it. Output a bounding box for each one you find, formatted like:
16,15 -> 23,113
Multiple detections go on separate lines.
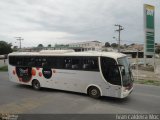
88,86 -> 101,99
32,80 -> 41,90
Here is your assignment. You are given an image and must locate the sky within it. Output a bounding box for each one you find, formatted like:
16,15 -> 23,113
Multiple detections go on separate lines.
0,0 -> 159,47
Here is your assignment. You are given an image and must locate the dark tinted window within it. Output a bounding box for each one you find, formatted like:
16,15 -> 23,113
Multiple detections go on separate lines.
9,56 -> 99,71
101,57 -> 121,85
9,56 -> 56,68
9,56 -> 27,67
9,56 -> 17,66
82,57 -> 99,71
64,57 -> 99,71
64,57 -> 80,69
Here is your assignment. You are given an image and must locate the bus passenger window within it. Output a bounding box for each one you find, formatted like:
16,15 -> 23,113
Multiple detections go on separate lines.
83,64 -> 89,69
64,58 -> 72,69
72,64 -> 78,69
28,57 -> 35,67
35,57 -> 43,67
82,57 -> 99,71
71,58 -> 79,69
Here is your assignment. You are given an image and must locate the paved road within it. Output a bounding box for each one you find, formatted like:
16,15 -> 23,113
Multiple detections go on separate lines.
0,72 -> 160,114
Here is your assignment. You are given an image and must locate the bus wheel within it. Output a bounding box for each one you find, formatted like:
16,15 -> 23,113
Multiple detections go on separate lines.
88,86 -> 101,99
32,80 -> 41,90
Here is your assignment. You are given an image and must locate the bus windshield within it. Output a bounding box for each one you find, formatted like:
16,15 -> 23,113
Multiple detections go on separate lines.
100,57 -> 121,86
117,57 -> 134,87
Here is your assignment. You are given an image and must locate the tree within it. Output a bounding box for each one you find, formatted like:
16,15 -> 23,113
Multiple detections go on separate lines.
37,44 -> 43,48
111,43 -> 118,48
48,44 -> 51,48
105,42 -> 111,47
130,43 -> 135,46
0,41 -> 12,55
155,47 -> 160,54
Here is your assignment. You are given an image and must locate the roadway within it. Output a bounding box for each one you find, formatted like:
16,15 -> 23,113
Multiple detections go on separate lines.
0,72 -> 159,114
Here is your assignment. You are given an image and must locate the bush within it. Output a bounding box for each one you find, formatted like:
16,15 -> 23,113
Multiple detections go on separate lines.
0,66 -> 8,71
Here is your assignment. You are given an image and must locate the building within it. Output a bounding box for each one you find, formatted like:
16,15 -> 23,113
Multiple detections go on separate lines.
19,41 -> 103,52
68,41 -> 103,52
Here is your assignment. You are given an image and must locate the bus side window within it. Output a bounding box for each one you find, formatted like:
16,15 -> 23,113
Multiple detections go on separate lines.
71,58 -> 80,69
9,56 -> 16,66
63,57 -> 99,71
16,57 -> 23,66
82,59 -> 89,70
34,57 -> 43,67
64,58 -> 72,69
83,63 -> 89,69
52,57 -> 57,68
28,57 -> 35,67
56,57 -> 64,69
42,57 -> 48,68
64,57 -> 80,70
82,57 -> 99,71
23,57 -> 30,67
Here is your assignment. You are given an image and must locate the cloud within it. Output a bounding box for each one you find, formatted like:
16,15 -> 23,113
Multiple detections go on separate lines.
1,31 -> 74,47
0,0 -> 159,47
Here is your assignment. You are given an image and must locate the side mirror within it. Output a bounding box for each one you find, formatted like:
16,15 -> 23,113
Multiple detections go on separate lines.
119,65 -> 125,76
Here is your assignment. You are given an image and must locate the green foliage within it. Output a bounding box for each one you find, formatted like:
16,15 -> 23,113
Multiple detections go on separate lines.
111,43 -> 118,48
155,47 -> 160,54
105,42 -> 111,47
0,41 -> 12,55
37,44 -> 44,48
0,66 -> 8,71
48,44 -> 51,47
130,43 -> 135,46
135,79 -> 160,86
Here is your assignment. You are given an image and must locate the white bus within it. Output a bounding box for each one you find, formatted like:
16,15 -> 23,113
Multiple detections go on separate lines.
8,50 -> 133,98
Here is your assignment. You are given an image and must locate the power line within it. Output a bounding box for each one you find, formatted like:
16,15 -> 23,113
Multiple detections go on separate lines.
15,37 -> 23,49
114,24 -> 124,52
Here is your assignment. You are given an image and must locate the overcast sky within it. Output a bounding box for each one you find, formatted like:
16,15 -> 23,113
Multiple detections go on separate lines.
0,0 -> 159,47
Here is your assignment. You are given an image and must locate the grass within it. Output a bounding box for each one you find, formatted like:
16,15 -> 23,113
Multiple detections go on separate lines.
135,79 -> 160,86
0,66 -> 8,71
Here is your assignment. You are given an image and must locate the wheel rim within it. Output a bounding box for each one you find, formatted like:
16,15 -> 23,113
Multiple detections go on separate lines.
34,81 -> 39,89
91,89 -> 97,96
35,83 -> 38,88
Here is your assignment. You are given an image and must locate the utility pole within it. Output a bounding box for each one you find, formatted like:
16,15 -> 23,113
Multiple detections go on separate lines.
115,24 -> 124,52
15,37 -> 23,49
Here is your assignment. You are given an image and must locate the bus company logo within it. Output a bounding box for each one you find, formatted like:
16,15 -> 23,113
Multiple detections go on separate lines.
42,68 -> 52,79
44,71 -> 51,74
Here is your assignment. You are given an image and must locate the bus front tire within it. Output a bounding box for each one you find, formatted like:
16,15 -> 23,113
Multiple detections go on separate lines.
32,80 -> 41,90
88,86 -> 101,99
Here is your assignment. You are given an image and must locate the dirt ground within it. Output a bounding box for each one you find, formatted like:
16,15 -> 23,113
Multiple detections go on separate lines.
130,58 -> 160,81
132,69 -> 160,81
